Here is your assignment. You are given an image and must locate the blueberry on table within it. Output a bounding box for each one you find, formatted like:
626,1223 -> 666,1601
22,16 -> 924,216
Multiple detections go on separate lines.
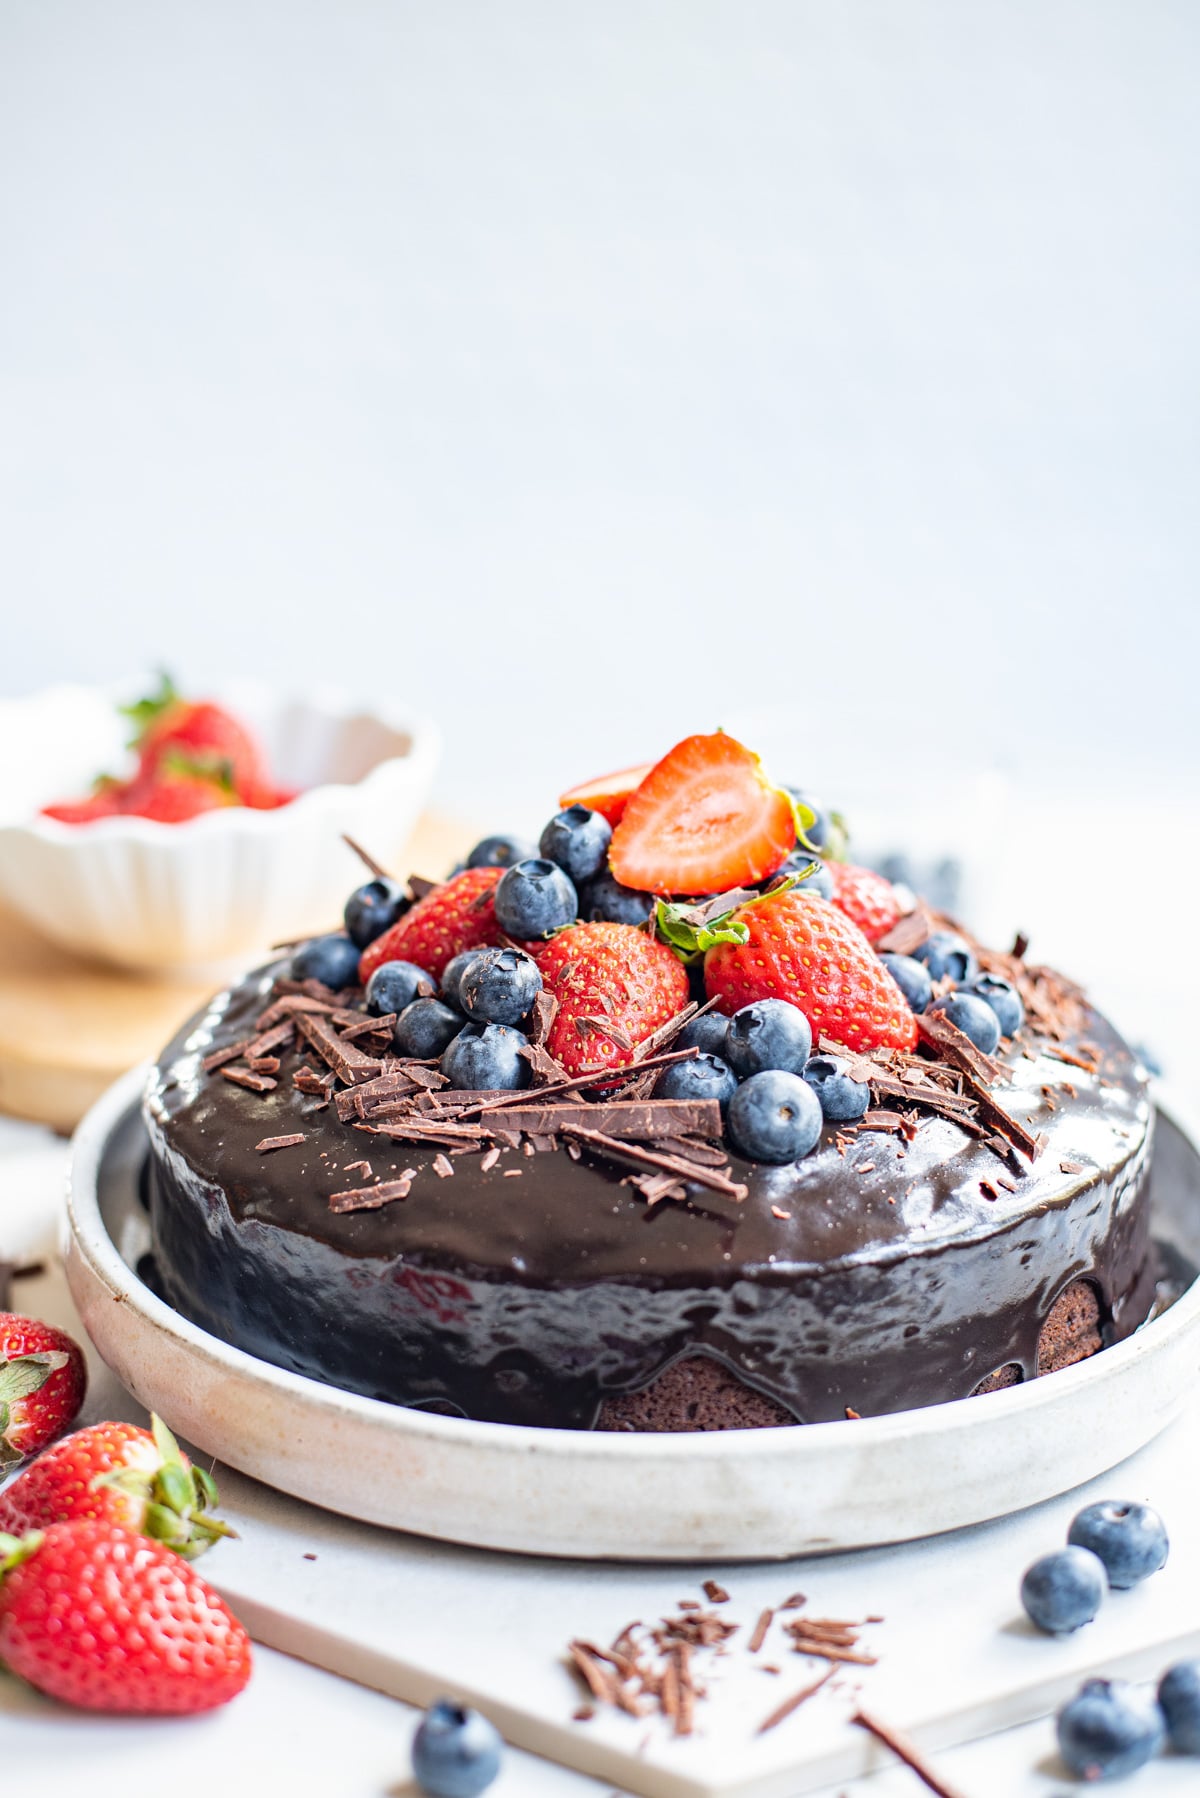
395,999 -> 464,1060
576,869 -> 653,926
803,1053 -> 870,1122
343,877 -> 409,949
290,934 -> 361,990
365,960 -> 436,1016
442,1022 -> 531,1091
913,930 -> 979,985
725,999 -> 813,1079
774,851 -> 833,898
539,805 -> 613,884
412,1697 -> 503,1798
1067,1500 -> 1169,1589
675,1012 -> 731,1060
656,1053 -> 738,1110
967,973 -> 1024,1038
493,859 -> 578,938
459,947 -> 542,1027
1055,1678 -> 1165,1781
1020,1546 -> 1107,1634
727,1070 -> 823,1163
439,951 -> 479,1011
879,953 -> 932,1015
466,834 -> 536,871
1158,1659 -> 1200,1753
929,991 -> 1001,1056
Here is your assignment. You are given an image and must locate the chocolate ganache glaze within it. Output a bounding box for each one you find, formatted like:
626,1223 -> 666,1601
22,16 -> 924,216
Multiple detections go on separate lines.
144,956 -> 1157,1429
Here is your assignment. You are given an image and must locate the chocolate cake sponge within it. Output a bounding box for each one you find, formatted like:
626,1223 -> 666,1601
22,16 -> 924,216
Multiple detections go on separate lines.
144,954 -> 1158,1431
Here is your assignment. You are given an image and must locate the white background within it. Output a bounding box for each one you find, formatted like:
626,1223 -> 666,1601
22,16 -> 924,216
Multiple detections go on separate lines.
2,0 -> 1198,1048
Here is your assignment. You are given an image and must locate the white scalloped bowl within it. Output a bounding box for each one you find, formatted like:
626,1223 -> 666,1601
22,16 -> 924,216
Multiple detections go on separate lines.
0,682 -> 439,974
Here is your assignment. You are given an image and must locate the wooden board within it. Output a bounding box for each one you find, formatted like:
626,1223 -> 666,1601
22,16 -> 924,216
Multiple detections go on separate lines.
0,811 -> 472,1134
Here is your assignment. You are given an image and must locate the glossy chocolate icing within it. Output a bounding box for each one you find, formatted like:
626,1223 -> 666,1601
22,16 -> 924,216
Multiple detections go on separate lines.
144,961 -> 1156,1429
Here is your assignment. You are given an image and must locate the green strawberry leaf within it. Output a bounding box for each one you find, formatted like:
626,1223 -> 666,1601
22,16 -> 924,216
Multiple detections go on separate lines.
655,898 -> 751,961
782,791 -> 821,855
0,1351 -> 70,1406
159,750 -> 237,795
119,670 -> 180,747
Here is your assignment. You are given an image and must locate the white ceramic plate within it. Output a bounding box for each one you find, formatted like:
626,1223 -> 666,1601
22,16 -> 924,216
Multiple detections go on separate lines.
65,1066 -> 1200,1562
0,681 -> 439,973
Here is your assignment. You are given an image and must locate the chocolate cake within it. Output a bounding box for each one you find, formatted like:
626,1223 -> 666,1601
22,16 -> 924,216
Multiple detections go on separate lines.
144,949 -> 1155,1430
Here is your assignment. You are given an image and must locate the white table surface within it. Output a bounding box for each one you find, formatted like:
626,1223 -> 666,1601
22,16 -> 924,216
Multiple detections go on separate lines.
2,1112 -> 1198,1798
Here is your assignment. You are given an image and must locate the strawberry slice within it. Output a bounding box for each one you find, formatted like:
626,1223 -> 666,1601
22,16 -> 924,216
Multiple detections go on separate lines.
558,761 -> 655,827
609,733 -> 795,897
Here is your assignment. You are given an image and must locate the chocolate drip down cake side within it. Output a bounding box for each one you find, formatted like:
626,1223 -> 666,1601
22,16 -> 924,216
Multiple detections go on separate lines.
144,732 -> 1158,1431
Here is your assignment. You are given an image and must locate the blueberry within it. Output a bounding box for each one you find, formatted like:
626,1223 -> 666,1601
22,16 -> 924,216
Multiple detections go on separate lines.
1067,1500 -> 1169,1590
441,1022 -> 530,1091
493,859 -> 578,939
411,1697 -> 503,1798
727,1070 -> 823,1163
880,953 -> 933,1015
1056,1678 -> 1165,1781
365,960 -> 436,1017
466,834 -> 536,871
395,999 -> 464,1060
774,851 -> 834,899
439,951 -> 478,1011
343,877 -> 408,949
913,930 -> 979,985
459,947 -> 543,1027
966,973 -> 1024,1039
929,991 -> 1001,1055
290,934 -> 361,990
803,1053 -> 870,1122
1020,1546 -> 1107,1634
576,869 -> 653,926
725,999 -> 813,1079
538,805 -> 613,884
1158,1659 -> 1200,1753
656,1053 -> 738,1110
783,788 -> 830,850
675,1013 -> 730,1060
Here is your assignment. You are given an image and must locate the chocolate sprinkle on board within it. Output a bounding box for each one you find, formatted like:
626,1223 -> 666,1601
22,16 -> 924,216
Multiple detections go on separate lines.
851,1709 -> 968,1798
702,1580 -> 730,1605
254,1134 -> 306,1153
328,1174 -> 417,1214
757,1666 -> 834,1735
747,1609 -> 774,1654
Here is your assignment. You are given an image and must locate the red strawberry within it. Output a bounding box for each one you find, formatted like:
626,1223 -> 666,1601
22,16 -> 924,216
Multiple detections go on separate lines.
704,890 -> 917,1052
558,760 -> 655,827
122,674 -> 268,800
535,921 -> 689,1077
122,767 -> 238,822
0,1314 -> 87,1468
609,733 -> 796,896
0,1414 -> 233,1559
40,791 -> 122,824
827,861 -> 904,945
0,1520 -> 252,1713
358,867 -> 505,985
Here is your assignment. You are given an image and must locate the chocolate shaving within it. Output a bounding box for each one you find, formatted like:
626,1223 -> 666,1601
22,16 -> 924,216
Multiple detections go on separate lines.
851,1710 -> 968,1798
480,1146 -> 501,1173
246,1056 -> 281,1075
874,904 -> 934,958
1059,1158 -> 1086,1175
294,1067 -> 337,1095
220,1066 -> 277,1093
702,1580 -> 730,1605
254,1134 -> 306,1153
342,1159 -> 373,1179
254,992 -> 339,1032
202,1040 -> 251,1073
562,1124 -> 747,1201
407,874 -> 439,901
574,1015 -> 634,1053
492,1099 -> 722,1141
748,1609 -> 774,1654
628,1173 -> 689,1206
528,987 -> 559,1049
757,1666 -> 834,1734
336,1012 -> 400,1043
455,1046 -> 702,1118
915,1012 -> 1007,1086
432,1153 -> 455,1179
341,833 -> 389,879
295,1012 -> 383,1086
328,1173 -> 416,1213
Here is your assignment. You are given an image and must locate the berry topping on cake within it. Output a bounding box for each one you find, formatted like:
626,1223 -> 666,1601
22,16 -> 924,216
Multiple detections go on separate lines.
535,921 -> 690,1077
359,866 -> 505,986
493,858 -> 578,939
609,733 -> 798,896
703,889 -> 918,1052
827,860 -> 904,945
558,761 -> 655,826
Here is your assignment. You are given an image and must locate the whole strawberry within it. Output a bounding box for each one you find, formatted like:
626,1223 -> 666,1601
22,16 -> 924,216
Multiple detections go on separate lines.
358,867 -> 505,986
827,861 -> 904,945
0,1521 -> 251,1712
122,673 -> 268,800
705,891 -> 917,1052
0,1314 -> 87,1468
0,1414 -> 232,1558
535,921 -> 690,1077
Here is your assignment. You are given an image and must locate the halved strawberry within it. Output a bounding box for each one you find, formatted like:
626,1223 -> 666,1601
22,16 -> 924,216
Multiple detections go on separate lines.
558,761 -> 655,827
609,733 -> 796,897
358,867 -> 505,985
